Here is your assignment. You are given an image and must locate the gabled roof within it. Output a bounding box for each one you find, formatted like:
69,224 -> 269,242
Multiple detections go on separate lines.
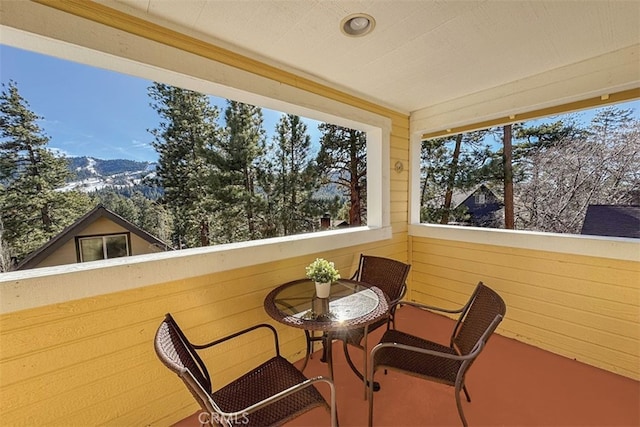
452,183 -> 503,208
16,205 -> 172,270
581,205 -> 640,239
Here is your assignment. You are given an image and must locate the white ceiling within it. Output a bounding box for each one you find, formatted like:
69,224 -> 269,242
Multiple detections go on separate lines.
107,0 -> 638,114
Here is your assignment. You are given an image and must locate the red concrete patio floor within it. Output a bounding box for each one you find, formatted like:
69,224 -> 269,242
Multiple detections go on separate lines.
175,305 -> 640,426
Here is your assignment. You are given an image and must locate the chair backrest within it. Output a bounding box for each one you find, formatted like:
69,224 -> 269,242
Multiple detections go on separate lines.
154,313 -> 215,415
354,255 -> 411,302
451,282 -> 506,356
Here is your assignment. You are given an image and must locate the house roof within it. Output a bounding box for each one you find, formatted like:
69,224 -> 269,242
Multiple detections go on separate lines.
452,183 -> 503,208
581,205 -> 640,239
16,205 -> 172,270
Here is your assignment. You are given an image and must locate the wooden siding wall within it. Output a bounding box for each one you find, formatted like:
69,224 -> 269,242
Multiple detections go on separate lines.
409,236 -> 640,380
0,248 -> 409,425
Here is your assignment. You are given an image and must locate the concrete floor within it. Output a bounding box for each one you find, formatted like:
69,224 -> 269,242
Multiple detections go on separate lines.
176,305 -> 640,426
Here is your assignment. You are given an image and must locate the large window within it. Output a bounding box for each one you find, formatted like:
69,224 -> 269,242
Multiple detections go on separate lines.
1,19 -> 390,273
1,44 -> 369,254
77,234 -> 130,262
419,103 -> 640,237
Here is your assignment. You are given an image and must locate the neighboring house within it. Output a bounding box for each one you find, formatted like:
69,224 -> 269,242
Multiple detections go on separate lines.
16,205 -> 172,270
581,205 -> 640,239
452,183 -> 503,227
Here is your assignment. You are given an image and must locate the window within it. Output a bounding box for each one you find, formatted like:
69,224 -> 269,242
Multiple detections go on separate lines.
418,103 -> 640,235
1,18 -> 390,279
1,38 -> 387,251
77,234 -> 130,262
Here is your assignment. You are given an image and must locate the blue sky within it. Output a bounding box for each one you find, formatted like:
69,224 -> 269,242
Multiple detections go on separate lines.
1,44 -> 638,162
0,44 -> 321,162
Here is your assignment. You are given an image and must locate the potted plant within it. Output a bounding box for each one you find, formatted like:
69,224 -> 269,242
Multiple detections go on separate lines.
305,258 -> 341,298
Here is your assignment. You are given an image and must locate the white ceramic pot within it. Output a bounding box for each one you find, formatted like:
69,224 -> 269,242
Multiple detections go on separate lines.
315,281 -> 331,298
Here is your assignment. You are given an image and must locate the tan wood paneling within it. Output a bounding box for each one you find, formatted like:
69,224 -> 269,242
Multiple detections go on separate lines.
409,236 -> 640,380
0,241 -> 411,424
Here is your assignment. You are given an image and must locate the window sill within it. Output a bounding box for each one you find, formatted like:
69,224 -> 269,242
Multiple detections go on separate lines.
0,226 -> 392,314
409,223 -> 639,262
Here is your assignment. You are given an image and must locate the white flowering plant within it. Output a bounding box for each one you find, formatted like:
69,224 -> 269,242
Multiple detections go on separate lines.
305,258 -> 341,283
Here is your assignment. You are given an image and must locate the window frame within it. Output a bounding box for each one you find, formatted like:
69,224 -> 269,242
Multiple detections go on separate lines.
407,94 -> 639,262
0,16 -> 393,274
76,233 -> 132,263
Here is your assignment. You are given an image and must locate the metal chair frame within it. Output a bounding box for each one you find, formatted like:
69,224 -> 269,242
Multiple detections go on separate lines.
155,313 -> 337,427
367,282 -> 506,427
341,255 -> 410,381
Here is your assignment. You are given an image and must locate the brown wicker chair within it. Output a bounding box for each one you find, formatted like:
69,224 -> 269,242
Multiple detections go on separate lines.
333,255 -> 410,386
154,313 -> 337,427
367,282 -> 506,427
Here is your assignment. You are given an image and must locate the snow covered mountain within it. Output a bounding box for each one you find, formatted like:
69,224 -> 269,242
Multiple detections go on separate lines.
59,156 -> 157,193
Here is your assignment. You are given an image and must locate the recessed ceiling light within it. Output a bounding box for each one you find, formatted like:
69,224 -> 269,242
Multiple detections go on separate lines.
341,13 -> 375,37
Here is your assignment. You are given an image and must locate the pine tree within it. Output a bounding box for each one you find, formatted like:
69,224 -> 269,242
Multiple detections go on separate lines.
0,81 -> 91,262
268,114 -> 319,235
419,137 -> 456,222
0,216 -> 13,272
148,83 -> 220,248
420,131 -> 492,224
214,100 -> 266,243
316,124 -> 366,226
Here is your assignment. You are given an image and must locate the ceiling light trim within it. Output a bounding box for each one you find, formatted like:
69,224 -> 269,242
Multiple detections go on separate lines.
341,13 -> 375,37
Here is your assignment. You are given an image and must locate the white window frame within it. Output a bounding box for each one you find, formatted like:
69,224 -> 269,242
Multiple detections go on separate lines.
77,233 -> 130,262
0,17 -> 392,312
407,100 -> 639,263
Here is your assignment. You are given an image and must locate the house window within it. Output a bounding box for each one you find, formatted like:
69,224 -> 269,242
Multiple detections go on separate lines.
77,234 -> 130,262
475,193 -> 486,205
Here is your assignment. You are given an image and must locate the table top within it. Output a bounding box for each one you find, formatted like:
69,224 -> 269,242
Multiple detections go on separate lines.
264,278 -> 390,332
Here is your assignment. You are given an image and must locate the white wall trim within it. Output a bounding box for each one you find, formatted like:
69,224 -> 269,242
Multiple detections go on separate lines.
409,223 -> 640,262
0,226 -> 392,314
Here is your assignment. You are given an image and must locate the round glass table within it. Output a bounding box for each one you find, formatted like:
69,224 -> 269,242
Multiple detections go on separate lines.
264,278 -> 390,384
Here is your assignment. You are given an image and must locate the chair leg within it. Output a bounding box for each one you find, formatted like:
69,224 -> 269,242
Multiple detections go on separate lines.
301,330 -> 313,371
343,341 -> 381,391
463,384 -> 471,402
367,367 -> 376,427
343,340 -> 365,381
455,383 -> 469,427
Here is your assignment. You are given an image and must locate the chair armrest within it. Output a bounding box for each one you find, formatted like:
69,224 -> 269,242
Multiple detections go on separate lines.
388,284 -> 407,308
191,323 -> 281,356
219,376 -> 338,427
371,339 -> 484,363
397,299 -> 464,314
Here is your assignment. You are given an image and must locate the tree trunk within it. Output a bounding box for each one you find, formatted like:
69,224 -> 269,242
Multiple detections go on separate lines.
503,124 -> 514,229
348,130 -> 362,226
200,219 -> 210,247
440,133 -> 463,224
